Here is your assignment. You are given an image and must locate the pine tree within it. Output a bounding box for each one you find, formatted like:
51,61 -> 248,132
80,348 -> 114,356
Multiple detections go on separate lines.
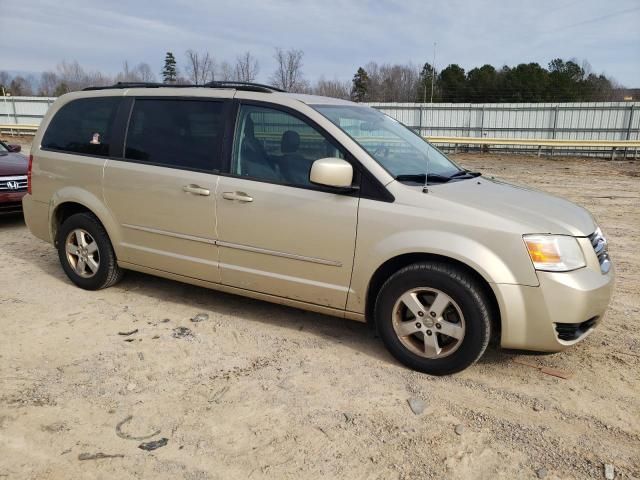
162,52 -> 177,83
350,67 -> 369,102
416,63 -> 436,102
437,64 -> 466,102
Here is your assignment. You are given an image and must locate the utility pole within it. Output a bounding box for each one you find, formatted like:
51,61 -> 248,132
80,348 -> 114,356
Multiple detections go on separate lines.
430,42 -> 437,104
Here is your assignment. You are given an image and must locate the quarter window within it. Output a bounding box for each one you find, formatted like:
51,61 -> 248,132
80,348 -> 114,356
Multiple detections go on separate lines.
233,105 -> 343,187
125,99 -> 225,171
42,97 -> 121,157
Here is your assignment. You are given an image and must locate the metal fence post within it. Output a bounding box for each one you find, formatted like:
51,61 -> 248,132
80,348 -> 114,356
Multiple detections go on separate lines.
626,104 -> 635,160
11,97 -> 18,124
550,105 -> 559,157
8,97 -> 19,135
2,95 -> 9,125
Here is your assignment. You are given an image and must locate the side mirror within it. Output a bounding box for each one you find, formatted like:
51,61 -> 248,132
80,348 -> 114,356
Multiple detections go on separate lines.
310,157 -> 353,189
7,144 -> 21,153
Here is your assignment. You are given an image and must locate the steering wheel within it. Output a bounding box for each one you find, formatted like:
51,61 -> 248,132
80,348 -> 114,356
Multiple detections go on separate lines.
373,145 -> 390,159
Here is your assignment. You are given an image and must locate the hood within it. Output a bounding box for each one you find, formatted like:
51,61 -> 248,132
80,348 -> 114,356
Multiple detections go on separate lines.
416,177 -> 596,236
0,152 -> 28,176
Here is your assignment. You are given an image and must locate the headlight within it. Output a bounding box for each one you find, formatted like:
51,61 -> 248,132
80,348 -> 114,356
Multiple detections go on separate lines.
523,234 -> 586,272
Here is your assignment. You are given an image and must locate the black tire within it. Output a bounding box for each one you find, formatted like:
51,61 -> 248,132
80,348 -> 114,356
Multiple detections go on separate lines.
56,212 -> 124,290
374,262 -> 491,375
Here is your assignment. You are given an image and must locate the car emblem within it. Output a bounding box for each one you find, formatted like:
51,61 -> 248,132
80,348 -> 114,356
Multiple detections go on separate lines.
6,181 -> 20,190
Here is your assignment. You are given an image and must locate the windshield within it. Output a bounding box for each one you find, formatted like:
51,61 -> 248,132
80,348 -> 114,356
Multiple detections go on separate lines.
0,142 -> 8,154
312,105 -> 461,179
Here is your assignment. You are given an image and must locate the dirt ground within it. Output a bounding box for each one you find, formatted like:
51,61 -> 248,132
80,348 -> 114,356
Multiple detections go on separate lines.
1,150 -> 639,480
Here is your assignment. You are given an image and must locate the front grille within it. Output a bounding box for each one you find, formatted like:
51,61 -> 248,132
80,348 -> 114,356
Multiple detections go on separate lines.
588,228 -> 611,273
0,201 -> 24,213
0,175 -> 28,192
555,317 -> 598,341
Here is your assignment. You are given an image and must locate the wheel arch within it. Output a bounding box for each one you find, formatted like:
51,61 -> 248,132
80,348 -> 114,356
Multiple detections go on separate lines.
365,252 -> 501,343
50,189 -> 121,250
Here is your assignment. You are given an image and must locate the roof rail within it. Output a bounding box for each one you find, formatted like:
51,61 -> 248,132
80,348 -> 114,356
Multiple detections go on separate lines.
83,81 -> 285,93
203,81 -> 286,93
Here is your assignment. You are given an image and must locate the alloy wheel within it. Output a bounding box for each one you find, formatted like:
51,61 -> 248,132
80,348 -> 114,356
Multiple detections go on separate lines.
65,228 -> 100,278
392,287 -> 466,359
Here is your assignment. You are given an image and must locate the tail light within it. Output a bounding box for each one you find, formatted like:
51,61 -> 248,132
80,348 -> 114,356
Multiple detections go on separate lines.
27,154 -> 33,194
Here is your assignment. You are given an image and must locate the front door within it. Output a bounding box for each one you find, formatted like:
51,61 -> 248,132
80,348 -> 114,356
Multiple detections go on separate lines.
215,103 -> 359,309
103,97 -> 229,282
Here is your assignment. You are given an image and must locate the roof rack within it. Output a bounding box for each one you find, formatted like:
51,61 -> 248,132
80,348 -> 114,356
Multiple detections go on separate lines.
83,81 -> 285,93
204,81 -> 286,93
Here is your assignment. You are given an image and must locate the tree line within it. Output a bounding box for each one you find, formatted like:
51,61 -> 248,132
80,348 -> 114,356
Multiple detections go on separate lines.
0,48 -> 311,96
351,59 -> 620,103
0,50 -> 624,103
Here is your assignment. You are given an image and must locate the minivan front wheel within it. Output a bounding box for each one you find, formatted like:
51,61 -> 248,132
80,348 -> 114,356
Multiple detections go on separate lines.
57,212 -> 123,290
375,262 -> 491,375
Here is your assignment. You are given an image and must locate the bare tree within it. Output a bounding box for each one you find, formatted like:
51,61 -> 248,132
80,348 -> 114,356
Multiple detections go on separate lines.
235,51 -> 259,82
313,77 -> 350,99
53,60 -> 114,91
9,76 -> 33,96
380,63 -> 419,102
218,61 -> 235,81
360,61 -> 419,102
39,71 -> 59,96
0,71 -> 10,91
115,61 -> 134,82
185,49 -> 216,84
56,60 -> 91,91
174,75 -> 192,85
87,71 -> 112,87
134,63 -> 156,82
115,61 -> 156,83
269,48 -> 308,92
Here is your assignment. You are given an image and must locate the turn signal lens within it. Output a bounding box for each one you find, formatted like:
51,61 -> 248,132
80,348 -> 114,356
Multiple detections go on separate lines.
27,154 -> 33,194
523,235 -> 586,272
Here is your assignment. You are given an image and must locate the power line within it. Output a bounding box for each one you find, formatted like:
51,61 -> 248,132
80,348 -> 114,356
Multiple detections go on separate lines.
540,6 -> 640,34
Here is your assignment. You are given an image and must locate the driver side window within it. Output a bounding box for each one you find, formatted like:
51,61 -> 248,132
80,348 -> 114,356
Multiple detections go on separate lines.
232,105 -> 343,187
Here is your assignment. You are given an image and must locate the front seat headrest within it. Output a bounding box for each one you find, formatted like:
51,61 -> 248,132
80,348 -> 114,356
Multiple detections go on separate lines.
281,130 -> 300,154
244,116 -> 255,138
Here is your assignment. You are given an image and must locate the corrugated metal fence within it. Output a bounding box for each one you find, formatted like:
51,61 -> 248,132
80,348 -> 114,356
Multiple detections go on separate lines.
0,96 -> 55,125
367,101 -> 639,156
367,102 -> 639,140
1,96 -> 638,156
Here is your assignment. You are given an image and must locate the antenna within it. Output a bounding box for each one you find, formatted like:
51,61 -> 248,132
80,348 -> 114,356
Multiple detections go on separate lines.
423,146 -> 430,193
423,40 -> 436,193
430,42 -> 437,104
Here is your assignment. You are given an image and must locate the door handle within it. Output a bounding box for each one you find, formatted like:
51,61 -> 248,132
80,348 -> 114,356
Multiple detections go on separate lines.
183,184 -> 210,196
222,191 -> 253,202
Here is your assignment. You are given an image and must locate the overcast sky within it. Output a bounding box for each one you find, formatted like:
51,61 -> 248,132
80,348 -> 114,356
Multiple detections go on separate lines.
2,0 -> 639,86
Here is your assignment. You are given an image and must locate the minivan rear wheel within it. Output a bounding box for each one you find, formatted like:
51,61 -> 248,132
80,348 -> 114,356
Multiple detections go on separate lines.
374,262 -> 491,375
57,212 -> 123,290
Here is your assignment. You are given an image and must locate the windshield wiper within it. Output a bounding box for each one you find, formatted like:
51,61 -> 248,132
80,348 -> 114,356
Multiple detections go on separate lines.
395,171 -> 481,184
449,169 -> 482,178
395,173 -> 452,183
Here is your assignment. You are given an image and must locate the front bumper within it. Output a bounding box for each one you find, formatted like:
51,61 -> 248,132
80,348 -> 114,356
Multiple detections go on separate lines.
0,190 -> 26,214
494,240 -> 614,352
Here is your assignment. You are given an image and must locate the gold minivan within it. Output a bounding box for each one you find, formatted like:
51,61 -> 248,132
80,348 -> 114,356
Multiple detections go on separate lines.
23,82 -> 614,374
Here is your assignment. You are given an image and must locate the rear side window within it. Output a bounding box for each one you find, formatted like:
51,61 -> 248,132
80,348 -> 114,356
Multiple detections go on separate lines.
42,97 -> 121,157
125,99 -> 225,171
